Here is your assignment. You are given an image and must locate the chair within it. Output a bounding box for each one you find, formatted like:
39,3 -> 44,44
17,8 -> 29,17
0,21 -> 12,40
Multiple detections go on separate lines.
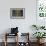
4,33 -> 18,46
4,27 -> 19,46
18,33 -> 30,46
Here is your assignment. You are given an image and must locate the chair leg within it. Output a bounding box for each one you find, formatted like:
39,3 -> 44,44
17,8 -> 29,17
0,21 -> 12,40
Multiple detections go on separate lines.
4,33 -> 7,46
4,41 -> 7,46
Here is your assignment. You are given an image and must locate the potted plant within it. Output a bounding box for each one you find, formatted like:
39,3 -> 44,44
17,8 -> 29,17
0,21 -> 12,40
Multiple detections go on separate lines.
33,32 -> 46,43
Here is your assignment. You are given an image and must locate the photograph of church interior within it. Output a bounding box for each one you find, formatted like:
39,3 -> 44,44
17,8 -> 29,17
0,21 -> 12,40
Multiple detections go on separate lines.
0,0 -> 46,46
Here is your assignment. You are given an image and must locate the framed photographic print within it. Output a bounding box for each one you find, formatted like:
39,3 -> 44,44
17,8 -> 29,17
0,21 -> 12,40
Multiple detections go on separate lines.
10,8 -> 25,19
37,0 -> 46,18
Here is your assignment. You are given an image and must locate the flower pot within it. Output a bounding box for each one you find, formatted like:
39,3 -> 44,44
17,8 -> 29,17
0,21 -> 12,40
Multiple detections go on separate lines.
37,39 -> 45,44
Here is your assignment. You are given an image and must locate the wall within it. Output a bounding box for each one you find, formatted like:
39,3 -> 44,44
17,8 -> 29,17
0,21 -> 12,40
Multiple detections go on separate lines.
0,0 -> 36,42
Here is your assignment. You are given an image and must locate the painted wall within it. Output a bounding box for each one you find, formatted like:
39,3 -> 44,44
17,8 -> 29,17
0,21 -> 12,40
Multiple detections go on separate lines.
0,0 -> 37,42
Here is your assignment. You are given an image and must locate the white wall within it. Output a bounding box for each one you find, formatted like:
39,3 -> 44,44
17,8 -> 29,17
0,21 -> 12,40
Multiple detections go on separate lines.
0,0 -> 36,42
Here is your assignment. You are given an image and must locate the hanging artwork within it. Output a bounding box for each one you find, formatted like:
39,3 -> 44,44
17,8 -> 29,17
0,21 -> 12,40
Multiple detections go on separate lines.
37,0 -> 46,18
10,8 -> 25,19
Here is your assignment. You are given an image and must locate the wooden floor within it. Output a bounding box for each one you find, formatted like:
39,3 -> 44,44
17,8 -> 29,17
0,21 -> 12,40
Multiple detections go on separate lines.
0,42 -> 46,46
